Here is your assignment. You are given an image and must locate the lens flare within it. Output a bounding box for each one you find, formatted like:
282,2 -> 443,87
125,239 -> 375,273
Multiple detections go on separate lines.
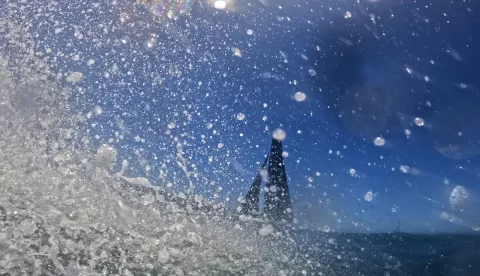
140,0 -> 196,19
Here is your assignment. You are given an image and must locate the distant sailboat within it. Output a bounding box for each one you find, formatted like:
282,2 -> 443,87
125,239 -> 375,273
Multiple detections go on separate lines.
241,138 -> 293,224
241,153 -> 269,216
264,138 -> 293,223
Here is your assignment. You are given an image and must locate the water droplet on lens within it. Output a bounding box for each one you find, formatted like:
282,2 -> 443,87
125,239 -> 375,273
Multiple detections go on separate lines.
294,92 -> 306,102
236,113 -> 245,120
272,128 -> 286,141
364,191 -> 373,201
414,117 -> 424,126
373,137 -> 385,146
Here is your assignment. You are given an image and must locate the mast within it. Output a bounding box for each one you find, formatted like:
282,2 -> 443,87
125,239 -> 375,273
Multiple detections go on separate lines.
240,154 -> 269,216
264,138 -> 293,223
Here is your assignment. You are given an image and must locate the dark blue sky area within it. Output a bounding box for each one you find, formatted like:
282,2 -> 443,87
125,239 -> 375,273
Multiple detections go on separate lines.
17,0 -> 480,233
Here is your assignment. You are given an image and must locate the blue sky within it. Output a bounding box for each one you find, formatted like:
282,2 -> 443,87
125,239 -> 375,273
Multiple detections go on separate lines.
19,0 -> 480,233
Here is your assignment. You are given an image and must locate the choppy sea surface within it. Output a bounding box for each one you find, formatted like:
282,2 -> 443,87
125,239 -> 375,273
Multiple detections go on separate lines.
293,230 -> 480,276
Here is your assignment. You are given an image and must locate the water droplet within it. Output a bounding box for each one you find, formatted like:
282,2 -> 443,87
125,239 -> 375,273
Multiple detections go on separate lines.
294,92 -> 306,102
373,137 -> 385,146
121,36 -> 130,44
66,72 -> 83,83
364,191 -> 373,201
236,113 -> 245,120
259,224 -> 275,236
414,117 -> 424,126
147,37 -> 157,48
231,47 -> 242,57
400,165 -> 410,173
95,145 -> 118,169
272,128 -> 286,141
449,185 -> 469,210
158,250 -> 170,264
19,218 -> 37,236
93,106 -> 103,116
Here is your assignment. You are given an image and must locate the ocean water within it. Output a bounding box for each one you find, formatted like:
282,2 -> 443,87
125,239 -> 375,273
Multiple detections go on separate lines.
292,230 -> 480,276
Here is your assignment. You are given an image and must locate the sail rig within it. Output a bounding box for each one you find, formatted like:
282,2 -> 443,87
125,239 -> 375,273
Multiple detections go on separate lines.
241,138 -> 293,224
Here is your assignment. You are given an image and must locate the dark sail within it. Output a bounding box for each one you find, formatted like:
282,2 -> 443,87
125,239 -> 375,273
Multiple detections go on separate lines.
264,138 -> 293,223
241,154 -> 269,216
